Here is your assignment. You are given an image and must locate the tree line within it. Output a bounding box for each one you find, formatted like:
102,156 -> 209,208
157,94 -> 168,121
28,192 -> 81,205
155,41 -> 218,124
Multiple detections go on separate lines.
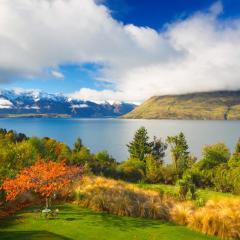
0,127 -> 240,203
124,126 -> 240,199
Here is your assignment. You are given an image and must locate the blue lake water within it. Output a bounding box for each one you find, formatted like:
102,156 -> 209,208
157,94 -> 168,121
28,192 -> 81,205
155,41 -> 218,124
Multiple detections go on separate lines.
0,118 -> 240,162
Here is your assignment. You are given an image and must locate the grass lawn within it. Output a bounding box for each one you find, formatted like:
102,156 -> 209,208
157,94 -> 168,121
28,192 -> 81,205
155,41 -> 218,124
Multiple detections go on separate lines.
137,183 -> 239,202
0,204 -> 217,240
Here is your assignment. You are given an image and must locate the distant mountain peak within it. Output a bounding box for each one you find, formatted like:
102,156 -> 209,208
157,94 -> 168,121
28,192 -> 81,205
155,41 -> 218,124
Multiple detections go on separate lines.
0,89 -> 136,118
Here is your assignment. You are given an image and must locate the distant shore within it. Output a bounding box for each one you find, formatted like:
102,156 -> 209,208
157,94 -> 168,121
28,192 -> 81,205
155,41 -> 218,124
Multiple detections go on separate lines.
0,114 -> 71,118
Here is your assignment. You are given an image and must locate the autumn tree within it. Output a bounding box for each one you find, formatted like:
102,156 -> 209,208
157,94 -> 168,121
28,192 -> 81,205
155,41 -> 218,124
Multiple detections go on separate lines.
1,161 -> 83,209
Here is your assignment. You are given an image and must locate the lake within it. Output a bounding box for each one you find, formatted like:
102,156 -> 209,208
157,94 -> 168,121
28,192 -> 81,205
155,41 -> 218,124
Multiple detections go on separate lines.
0,118 -> 240,162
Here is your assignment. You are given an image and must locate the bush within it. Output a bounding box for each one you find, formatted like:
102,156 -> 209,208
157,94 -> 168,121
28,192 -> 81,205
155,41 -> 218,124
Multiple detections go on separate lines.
177,174 -> 197,201
185,166 -> 210,188
92,150 -> 117,176
118,158 -> 145,182
178,180 -> 189,200
199,143 -> 230,170
212,164 -> 233,193
161,164 -> 178,184
145,155 -> 163,183
70,146 -> 94,166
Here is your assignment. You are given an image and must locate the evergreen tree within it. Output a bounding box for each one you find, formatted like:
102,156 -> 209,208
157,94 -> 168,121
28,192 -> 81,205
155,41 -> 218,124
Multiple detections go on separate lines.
127,127 -> 152,161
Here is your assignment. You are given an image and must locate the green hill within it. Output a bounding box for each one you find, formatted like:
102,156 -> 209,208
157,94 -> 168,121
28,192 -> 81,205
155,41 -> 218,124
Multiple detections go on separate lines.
123,91 -> 240,120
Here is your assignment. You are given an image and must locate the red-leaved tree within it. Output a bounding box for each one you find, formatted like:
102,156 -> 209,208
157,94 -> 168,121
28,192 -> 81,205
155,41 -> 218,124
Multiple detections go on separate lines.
1,161 -> 83,208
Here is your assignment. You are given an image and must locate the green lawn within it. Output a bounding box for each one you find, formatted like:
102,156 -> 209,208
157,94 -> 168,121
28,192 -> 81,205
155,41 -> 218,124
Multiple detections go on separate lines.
0,204 -> 217,240
137,183 -> 238,202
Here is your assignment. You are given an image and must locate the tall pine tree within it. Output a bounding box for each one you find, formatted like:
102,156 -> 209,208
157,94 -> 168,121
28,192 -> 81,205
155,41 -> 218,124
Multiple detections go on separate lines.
127,127 -> 152,161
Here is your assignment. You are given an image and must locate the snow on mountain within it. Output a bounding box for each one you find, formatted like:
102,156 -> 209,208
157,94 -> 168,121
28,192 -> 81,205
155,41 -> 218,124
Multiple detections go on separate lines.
0,98 -> 13,109
0,89 -> 136,117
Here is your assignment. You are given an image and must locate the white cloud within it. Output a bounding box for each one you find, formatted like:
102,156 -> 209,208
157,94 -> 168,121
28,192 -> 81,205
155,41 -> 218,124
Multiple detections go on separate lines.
69,88 -> 126,104
0,0 -> 240,102
51,70 -> 64,79
209,1 -> 223,15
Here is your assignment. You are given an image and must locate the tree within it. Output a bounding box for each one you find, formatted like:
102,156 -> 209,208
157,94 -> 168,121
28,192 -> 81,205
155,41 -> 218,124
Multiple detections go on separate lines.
145,154 -> 162,183
14,140 -> 38,168
42,138 -> 71,162
151,136 -> 167,164
93,150 -> 116,175
167,132 -> 190,177
1,161 -> 83,208
127,127 -> 152,161
70,146 -> 93,166
28,137 -> 47,158
199,143 -> 230,170
73,138 -> 83,153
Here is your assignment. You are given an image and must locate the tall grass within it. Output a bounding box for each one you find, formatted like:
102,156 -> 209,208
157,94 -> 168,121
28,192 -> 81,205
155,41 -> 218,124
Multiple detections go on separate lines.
75,176 -> 174,220
75,176 -> 240,239
170,201 -> 194,225
188,199 -> 240,239
170,199 -> 240,239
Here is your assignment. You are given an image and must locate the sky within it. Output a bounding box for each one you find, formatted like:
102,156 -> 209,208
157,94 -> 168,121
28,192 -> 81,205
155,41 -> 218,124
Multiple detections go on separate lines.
0,0 -> 240,103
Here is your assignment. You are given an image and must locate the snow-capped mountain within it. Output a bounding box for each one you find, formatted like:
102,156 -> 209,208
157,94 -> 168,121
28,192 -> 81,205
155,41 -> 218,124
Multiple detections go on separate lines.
0,89 -> 136,117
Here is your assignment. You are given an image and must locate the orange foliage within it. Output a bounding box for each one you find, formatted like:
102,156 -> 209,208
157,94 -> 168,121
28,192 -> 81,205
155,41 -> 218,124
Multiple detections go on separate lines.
1,161 -> 83,201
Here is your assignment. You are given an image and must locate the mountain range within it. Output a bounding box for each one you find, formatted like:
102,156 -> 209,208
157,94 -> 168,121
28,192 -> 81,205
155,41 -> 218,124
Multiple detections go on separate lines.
123,91 -> 240,120
0,90 -> 136,118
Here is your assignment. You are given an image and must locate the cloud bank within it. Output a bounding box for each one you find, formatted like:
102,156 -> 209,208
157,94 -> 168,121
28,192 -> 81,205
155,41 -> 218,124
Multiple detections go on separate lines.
0,0 -> 240,102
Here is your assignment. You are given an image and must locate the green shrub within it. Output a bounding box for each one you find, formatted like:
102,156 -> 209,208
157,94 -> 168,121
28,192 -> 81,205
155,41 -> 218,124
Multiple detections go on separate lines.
199,143 -> 230,170
118,158 -> 145,182
212,164 -> 233,192
145,155 -> 163,183
70,146 -> 93,165
161,164 -> 178,184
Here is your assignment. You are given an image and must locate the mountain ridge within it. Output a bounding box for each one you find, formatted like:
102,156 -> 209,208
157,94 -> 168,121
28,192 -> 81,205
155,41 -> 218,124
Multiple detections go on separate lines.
0,89 -> 136,118
122,90 -> 240,120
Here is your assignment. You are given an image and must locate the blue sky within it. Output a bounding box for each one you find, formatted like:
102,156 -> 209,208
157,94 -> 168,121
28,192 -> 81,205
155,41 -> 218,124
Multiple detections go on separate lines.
1,0 -> 240,102
2,64 -> 109,93
105,0 -> 240,29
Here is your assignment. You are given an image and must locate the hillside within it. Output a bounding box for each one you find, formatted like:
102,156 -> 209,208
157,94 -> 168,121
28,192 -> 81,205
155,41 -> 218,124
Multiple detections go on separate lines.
0,89 -> 135,118
123,91 -> 240,120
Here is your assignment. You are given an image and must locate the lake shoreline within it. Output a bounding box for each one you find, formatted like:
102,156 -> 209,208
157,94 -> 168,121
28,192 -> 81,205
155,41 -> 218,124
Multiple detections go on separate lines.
1,114 -> 240,121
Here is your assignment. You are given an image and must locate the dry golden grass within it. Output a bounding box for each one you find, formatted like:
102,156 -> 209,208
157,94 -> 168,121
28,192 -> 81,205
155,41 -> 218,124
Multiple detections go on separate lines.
75,176 -> 174,220
75,176 -> 240,239
170,201 -> 194,225
188,199 -> 240,239
170,198 -> 240,239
